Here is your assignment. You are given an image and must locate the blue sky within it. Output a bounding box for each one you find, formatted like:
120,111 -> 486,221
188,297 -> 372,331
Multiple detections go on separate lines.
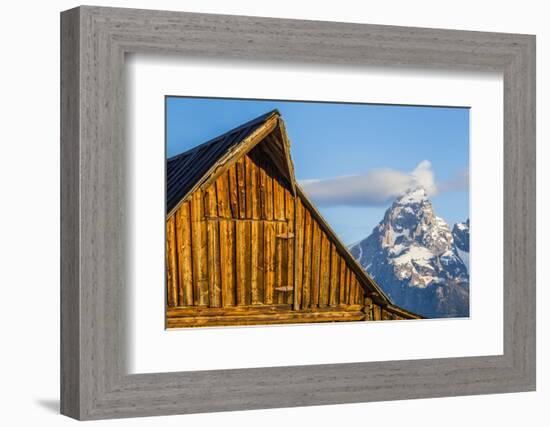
166,96 -> 469,244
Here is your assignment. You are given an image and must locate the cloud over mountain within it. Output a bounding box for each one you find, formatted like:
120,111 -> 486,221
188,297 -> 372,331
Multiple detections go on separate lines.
300,161 -> 467,207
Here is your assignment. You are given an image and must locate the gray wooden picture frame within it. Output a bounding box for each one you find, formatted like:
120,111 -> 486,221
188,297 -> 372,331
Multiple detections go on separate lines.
60,5 -> 536,420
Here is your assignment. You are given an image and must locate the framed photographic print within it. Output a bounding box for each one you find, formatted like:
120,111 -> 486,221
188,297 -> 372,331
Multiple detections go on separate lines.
61,5 -> 536,420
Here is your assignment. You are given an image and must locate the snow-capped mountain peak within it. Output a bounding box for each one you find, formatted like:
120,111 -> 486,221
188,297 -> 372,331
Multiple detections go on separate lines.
349,187 -> 470,318
395,186 -> 429,205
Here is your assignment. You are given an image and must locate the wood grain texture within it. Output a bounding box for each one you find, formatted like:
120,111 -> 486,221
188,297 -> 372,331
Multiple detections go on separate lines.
167,310 -> 366,328
285,188 -> 295,305
301,210 -> 312,309
175,202 -> 193,305
294,197 -> 304,309
165,216 -> 178,307
310,222 -> 321,307
190,191 -> 209,306
164,132 -> 386,325
235,220 -> 247,305
219,219 -> 235,307
60,7 -> 80,419
250,220 -> 262,304
60,5 -> 535,420
183,211 -> 294,309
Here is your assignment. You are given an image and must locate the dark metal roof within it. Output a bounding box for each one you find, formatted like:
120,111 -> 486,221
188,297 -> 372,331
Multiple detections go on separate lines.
167,109 -> 279,214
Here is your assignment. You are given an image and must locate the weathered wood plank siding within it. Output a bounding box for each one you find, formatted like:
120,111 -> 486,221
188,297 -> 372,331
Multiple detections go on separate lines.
166,215 -> 178,308
285,188 -> 295,305
165,138 -> 421,327
175,201 -> 193,306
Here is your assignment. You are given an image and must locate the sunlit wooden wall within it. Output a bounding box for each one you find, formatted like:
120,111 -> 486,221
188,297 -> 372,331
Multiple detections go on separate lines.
166,144 -> 418,328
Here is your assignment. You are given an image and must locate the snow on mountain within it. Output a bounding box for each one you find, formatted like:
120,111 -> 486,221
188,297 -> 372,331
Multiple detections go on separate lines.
452,219 -> 470,272
349,187 -> 470,318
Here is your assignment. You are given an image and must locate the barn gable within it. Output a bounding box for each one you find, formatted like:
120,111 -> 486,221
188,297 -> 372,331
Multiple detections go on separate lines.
167,110 -> 293,216
166,110 -> 421,327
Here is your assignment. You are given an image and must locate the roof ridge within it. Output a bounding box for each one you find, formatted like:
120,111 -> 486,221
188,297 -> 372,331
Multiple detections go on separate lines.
167,109 -> 280,162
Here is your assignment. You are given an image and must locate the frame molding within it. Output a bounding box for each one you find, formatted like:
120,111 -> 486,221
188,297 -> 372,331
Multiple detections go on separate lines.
60,6 -> 536,420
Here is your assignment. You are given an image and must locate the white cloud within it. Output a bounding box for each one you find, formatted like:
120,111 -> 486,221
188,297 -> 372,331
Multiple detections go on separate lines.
410,160 -> 437,196
299,161 -> 467,207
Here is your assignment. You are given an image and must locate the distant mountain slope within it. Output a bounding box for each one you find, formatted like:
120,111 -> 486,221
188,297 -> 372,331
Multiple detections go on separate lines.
452,219 -> 470,272
349,187 -> 470,318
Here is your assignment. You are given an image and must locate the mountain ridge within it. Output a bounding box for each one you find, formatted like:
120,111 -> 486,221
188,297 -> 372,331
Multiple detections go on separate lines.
349,186 -> 470,318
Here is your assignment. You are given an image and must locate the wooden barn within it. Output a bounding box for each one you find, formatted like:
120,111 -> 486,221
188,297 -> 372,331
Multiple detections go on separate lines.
166,110 -> 421,328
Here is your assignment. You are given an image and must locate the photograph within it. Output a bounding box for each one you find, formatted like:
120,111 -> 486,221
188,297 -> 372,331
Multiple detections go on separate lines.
164,97 -> 470,328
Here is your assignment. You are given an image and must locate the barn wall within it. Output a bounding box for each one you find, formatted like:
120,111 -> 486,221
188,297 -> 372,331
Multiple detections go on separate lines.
293,196 -> 364,311
166,148 -> 296,312
165,143 -> 418,327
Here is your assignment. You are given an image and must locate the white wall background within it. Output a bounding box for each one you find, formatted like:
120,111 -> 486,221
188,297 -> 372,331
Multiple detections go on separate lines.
0,1 -> 545,425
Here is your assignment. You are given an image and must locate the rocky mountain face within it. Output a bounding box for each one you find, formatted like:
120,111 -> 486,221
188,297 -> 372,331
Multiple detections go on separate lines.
349,187 -> 470,318
452,219 -> 470,272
